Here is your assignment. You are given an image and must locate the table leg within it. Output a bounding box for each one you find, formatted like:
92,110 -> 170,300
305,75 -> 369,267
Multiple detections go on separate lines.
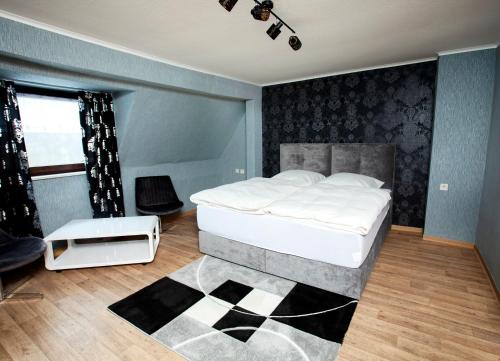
44,240 -> 55,270
155,218 -> 160,246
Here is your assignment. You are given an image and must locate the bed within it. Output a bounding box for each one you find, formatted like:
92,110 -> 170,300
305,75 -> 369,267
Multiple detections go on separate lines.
195,143 -> 395,299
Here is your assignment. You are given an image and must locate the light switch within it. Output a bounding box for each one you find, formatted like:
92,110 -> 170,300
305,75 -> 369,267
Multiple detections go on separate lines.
240,169 -> 245,175
439,183 -> 448,191
235,168 -> 240,174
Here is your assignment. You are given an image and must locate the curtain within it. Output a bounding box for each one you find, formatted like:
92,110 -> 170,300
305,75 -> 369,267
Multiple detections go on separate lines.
78,91 -> 125,218
0,81 -> 42,236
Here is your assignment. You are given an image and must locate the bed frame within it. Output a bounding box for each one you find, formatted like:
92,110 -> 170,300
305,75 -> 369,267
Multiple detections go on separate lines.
198,143 -> 396,299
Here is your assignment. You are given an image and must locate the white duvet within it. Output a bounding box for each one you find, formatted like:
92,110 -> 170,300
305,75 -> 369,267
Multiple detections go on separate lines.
190,177 -> 301,213
263,183 -> 391,235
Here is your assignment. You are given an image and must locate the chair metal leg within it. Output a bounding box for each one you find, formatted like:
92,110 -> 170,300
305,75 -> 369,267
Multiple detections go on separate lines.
0,275 -> 43,302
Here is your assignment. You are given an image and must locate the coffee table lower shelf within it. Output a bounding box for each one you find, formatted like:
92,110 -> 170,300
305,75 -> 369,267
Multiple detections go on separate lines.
44,216 -> 160,270
48,239 -> 157,270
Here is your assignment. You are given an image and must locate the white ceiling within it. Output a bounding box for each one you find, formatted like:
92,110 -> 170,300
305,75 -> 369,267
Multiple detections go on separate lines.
1,0 -> 499,85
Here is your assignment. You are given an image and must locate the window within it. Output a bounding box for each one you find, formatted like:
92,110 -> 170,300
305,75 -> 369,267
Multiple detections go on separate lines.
17,87 -> 85,177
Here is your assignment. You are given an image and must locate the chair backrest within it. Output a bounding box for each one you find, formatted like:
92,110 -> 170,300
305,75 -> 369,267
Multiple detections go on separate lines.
135,176 -> 181,208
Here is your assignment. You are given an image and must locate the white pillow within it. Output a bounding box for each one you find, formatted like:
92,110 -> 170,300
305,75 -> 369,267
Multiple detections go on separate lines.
272,170 -> 325,186
321,172 -> 384,188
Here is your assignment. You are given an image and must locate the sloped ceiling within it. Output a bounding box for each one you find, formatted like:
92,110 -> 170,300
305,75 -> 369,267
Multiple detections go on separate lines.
114,88 -> 246,167
0,40 -> 247,170
0,0 -> 500,84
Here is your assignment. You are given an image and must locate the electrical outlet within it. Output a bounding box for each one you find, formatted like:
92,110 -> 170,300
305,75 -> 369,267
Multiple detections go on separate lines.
240,169 -> 245,175
439,183 -> 448,191
235,168 -> 240,174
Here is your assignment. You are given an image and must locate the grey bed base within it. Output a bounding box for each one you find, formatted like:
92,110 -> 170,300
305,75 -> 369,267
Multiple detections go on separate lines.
198,143 -> 396,299
199,214 -> 390,299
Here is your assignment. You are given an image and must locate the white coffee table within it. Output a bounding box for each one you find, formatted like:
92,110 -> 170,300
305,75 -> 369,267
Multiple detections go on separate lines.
44,216 -> 160,270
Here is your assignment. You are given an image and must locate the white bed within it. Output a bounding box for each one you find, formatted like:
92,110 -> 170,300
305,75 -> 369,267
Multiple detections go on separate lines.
197,203 -> 390,269
194,143 -> 396,298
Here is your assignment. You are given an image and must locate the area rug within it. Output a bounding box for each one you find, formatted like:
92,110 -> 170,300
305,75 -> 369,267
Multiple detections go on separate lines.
109,256 -> 358,361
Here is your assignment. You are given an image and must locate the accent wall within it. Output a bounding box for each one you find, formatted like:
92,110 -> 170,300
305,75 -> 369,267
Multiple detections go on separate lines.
262,62 -> 437,227
425,49 -> 496,244
476,45 -> 500,289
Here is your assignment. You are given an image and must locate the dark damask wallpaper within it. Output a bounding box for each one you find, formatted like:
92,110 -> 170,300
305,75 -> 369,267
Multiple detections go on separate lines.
262,61 -> 437,227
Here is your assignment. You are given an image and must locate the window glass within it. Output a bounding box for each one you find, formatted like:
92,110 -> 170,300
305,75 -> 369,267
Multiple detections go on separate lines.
17,93 -> 84,168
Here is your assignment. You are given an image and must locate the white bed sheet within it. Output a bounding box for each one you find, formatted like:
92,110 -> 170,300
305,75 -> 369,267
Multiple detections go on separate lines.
197,203 -> 390,269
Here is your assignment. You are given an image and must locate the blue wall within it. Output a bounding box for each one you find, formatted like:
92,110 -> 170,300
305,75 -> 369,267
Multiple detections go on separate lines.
0,17 -> 259,234
114,89 -> 246,167
32,175 -> 93,234
424,49 -> 496,243
219,115 -> 248,185
476,46 -> 500,289
0,16 -> 261,175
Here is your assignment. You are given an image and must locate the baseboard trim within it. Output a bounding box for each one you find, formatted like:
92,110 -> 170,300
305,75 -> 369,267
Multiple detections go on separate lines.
422,235 -> 475,249
391,225 -> 423,235
474,246 -> 500,302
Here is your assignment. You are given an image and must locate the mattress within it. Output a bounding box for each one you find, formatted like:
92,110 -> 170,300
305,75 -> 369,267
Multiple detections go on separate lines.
197,203 -> 390,269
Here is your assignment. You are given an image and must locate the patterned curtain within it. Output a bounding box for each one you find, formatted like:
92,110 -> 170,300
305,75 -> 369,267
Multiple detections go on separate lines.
78,92 -> 125,218
0,81 -> 42,236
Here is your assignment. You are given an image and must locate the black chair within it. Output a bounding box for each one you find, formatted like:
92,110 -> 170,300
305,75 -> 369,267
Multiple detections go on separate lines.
135,176 -> 184,230
0,228 -> 46,301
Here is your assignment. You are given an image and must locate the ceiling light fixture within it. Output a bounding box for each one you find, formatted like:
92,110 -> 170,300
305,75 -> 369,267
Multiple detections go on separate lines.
218,0 -> 302,51
251,0 -> 273,21
266,21 -> 283,40
219,0 -> 238,12
288,35 -> 302,51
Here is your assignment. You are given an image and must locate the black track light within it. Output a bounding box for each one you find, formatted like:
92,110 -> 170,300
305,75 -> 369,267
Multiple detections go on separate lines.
219,0 -> 238,12
218,1 -> 302,51
251,0 -> 273,21
266,21 -> 283,40
289,35 -> 302,50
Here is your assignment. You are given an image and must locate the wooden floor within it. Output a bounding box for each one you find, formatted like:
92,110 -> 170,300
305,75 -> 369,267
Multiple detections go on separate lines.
0,214 -> 499,361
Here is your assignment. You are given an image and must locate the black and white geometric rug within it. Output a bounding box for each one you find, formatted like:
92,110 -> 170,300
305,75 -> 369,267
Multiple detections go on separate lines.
109,256 -> 358,361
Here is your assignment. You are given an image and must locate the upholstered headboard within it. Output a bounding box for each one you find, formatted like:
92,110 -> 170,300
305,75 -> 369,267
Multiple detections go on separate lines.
279,143 -> 332,176
280,143 -> 396,190
330,143 -> 396,189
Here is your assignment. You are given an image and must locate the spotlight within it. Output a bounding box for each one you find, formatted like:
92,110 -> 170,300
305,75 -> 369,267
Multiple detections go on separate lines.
219,0 -> 238,12
217,1 -> 303,51
289,35 -> 302,50
266,21 -> 283,40
251,1 -> 273,21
